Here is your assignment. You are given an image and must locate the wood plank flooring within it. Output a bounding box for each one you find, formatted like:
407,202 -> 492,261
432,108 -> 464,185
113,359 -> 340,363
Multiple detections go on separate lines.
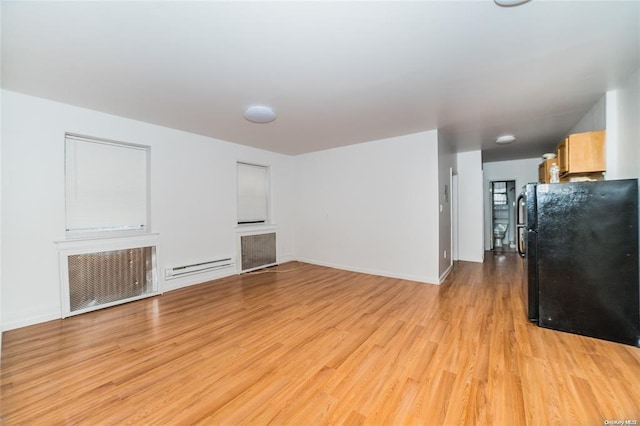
2,253 -> 640,425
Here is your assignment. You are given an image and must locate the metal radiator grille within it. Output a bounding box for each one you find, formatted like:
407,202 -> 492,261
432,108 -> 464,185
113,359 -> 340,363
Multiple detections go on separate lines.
68,247 -> 154,312
241,232 -> 276,271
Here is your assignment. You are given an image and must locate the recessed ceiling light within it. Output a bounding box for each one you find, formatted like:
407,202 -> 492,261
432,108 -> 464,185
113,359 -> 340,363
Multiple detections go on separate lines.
244,105 -> 276,124
494,0 -> 531,7
496,135 -> 516,144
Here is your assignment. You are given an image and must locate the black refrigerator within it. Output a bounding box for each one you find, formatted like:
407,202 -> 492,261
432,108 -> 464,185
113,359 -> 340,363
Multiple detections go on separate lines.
517,179 -> 640,347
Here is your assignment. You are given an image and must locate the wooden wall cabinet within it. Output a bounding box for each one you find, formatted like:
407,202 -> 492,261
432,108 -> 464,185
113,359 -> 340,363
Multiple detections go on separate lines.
557,130 -> 605,178
538,158 -> 559,183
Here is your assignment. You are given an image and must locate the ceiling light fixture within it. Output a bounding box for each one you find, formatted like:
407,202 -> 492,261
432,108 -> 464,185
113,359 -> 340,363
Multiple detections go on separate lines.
494,0 -> 531,7
244,105 -> 276,124
496,135 -> 516,145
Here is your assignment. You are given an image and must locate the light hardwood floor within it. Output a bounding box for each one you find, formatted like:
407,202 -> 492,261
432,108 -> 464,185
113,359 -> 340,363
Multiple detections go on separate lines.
2,253 -> 639,425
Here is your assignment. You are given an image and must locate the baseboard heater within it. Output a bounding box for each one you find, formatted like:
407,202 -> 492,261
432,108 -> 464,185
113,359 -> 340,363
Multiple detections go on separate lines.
240,232 -> 277,272
165,258 -> 233,280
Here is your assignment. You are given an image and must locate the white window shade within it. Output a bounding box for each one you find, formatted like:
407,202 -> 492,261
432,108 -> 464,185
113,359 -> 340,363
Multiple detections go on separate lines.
237,162 -> 269,224
65,135 -> 149,235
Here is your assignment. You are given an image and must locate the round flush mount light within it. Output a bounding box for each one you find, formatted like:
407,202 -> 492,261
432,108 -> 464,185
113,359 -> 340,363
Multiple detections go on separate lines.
244,105 -> 276,124
494,0 -> 531,6
496,135 -> 516,145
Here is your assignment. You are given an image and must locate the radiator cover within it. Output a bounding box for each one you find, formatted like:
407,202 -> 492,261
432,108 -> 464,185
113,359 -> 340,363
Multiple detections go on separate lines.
241,232 -> 276,271
67,246 -> 155,313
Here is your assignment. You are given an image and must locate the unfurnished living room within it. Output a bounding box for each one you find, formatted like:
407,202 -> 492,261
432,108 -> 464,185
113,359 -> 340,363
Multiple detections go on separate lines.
1,1 -> 640,424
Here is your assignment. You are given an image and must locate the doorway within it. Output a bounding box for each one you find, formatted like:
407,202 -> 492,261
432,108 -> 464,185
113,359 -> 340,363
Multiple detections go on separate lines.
490,180 -> 517,251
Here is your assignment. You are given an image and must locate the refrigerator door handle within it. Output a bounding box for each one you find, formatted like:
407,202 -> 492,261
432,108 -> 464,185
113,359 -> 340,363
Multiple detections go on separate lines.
517,227 -> 526,257
516,194 -> 524,225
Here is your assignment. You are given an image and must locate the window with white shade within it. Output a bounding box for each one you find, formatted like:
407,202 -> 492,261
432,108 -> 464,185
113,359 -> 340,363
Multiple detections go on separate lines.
237,162 -> 269,225
65,134 -> 150,237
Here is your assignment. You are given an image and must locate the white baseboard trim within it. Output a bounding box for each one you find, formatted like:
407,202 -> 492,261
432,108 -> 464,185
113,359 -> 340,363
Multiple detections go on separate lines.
2,309 -> 61,332
277,254 -> 295,264
458,256 -> 484,263
295,257 -> 440,285
439,263 -> 453,283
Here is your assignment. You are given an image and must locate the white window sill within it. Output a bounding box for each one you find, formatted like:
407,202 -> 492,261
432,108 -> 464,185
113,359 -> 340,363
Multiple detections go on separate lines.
235,223 -> 277,234
55,232 -> 160,251
64,228 -> 150,240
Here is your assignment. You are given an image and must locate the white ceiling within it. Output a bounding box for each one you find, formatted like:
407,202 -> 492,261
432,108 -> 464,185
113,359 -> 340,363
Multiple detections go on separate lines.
2,1 -> 639,162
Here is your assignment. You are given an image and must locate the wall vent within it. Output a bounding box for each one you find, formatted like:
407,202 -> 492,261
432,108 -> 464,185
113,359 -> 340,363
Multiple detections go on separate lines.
165,258 -> 233,280
241,232 -> 277,272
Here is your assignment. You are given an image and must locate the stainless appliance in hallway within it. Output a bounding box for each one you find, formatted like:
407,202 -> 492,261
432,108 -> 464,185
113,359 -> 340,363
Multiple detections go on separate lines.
517,179 -> 639,347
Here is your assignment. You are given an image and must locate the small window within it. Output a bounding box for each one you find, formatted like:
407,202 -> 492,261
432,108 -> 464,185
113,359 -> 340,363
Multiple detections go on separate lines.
65,134 -> 149,236
237,162 -> 269,225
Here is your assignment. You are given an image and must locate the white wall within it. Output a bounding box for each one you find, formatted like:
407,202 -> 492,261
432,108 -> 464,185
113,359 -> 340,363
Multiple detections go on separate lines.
456,150 -> 484,263
570,95 -> 606,135
452,174 -> 459,261
606,68 -> 640,180
0,1 -> 3,350
482,157 -> 540,251
437,132 -> 457,280
604,67 -> 640,308
293,131 -> 441,284
1,90 -> 295,330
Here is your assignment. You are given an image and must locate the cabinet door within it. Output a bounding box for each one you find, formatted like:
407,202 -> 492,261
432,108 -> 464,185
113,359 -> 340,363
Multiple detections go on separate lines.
557,139 -> 568,175
539,159 -> 558,183
566,130 -> 605,174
